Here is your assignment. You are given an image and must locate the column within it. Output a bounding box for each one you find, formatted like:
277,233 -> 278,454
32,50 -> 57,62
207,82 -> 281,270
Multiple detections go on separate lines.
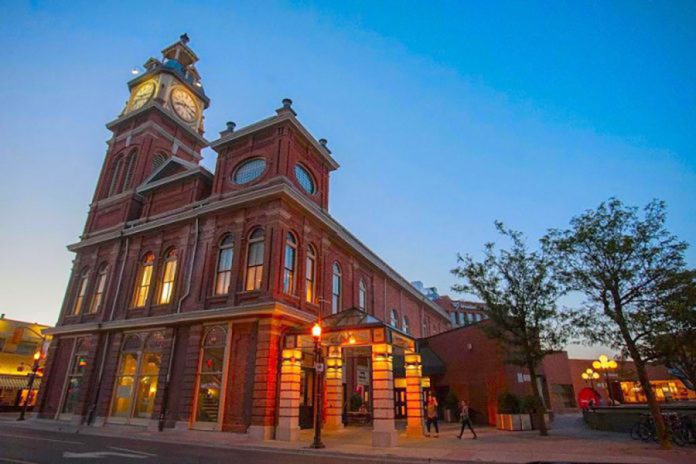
324,346 -> 343,431
404,353 -> 424,438
371,343 -> 397,447
275,348 -> 302,441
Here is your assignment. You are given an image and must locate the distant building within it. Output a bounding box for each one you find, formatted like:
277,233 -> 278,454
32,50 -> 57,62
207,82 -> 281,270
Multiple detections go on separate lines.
0,315 -> 51,409
410,281 -> 439,301
435,295 -> 487,327
423,322 -> 695,425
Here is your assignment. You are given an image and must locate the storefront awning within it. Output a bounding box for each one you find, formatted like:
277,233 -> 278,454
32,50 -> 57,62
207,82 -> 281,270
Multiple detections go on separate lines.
0,375 -> 41,390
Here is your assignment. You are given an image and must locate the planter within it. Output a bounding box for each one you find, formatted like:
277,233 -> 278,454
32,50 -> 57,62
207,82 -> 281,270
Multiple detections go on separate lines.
496,413 -> 532,431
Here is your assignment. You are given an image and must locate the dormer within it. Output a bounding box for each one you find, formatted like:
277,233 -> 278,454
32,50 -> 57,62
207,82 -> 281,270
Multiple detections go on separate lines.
209,99 -> 339,210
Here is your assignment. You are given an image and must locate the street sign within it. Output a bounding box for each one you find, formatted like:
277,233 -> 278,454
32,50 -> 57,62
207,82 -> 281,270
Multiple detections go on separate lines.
315,362 -> 325,373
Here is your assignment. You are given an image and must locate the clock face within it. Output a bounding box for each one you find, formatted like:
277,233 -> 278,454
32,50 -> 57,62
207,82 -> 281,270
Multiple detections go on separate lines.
170,88 -> 198,122
130,81 -> 155,111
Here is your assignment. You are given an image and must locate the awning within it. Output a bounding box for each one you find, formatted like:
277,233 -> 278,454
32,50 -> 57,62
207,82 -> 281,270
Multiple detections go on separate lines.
0,375 -> 41,390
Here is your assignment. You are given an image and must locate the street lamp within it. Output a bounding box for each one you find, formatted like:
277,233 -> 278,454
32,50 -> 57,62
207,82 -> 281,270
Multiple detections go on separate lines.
581,368 -> 600,390
310,322 -> 325,449
592,355 -> 618,406
18,351 -> 42,421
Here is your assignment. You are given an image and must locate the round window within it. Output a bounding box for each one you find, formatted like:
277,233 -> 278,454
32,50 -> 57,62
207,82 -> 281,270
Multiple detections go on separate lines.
233,158 -> 266,185
294,164 -> 315,194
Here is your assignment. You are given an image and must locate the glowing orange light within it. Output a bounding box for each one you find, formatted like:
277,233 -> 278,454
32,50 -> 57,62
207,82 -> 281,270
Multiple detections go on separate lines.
311,323 -> 322,339
33,352 -> 41,361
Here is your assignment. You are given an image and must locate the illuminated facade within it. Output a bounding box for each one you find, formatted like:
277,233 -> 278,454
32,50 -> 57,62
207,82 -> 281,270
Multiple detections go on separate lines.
0,316 -> 51,409
37,36 -> 449,444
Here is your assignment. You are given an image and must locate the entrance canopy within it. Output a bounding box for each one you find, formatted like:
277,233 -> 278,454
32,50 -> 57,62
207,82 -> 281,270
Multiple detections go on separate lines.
285,308 -> 416,354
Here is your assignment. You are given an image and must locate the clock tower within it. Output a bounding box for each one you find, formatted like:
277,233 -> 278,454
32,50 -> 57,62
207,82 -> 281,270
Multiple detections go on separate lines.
84,34 -> 210,236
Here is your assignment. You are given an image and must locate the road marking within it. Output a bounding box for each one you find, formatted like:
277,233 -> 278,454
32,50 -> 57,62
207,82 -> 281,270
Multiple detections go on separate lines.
0,432 -> 83,445
0,458 -> 40,464
63,451 -> 148,459
108,447 -> 156,457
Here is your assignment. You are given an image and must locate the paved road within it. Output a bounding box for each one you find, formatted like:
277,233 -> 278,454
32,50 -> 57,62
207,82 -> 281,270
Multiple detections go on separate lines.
0,423 -> 385,464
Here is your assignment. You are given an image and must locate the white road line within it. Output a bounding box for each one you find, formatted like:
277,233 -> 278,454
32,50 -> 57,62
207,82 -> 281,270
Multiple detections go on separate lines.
0,458 -> 40,464
0,432 -> 84,445
108,446 -> 156,457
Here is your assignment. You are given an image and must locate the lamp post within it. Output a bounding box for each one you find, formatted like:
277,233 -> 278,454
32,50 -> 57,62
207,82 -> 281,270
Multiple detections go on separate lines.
310,322 -> 325,449
592,355 -> 618,406
17,326 -> 47,421
18,351 -> 42,421
581,368 -> 600,390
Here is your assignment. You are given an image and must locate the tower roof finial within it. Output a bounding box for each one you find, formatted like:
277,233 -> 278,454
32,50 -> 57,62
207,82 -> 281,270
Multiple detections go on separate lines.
179,33 -> 190,45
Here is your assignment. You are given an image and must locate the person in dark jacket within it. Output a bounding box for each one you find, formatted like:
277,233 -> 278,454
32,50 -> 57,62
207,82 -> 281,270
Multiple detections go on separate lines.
457,400 -> 477,439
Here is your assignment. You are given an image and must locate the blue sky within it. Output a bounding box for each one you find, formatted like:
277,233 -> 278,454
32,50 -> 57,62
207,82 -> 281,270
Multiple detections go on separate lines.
1,1 -> 694,357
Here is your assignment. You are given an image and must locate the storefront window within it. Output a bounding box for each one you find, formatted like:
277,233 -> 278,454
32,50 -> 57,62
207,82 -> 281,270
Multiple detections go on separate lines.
194,326 -> 228,424
110,332 -> 163,421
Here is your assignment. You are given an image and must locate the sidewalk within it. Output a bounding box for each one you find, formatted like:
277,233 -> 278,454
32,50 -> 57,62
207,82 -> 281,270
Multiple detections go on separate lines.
2,414 -> 695,464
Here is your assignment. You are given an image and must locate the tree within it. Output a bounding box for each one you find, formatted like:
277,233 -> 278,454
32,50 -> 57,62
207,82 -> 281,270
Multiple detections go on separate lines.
542,198 -> 688,450
452,222 -> 567,436
647,270 -> 696,391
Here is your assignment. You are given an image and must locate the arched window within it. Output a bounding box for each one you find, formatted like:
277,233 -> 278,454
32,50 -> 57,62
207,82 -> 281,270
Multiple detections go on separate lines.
422,317 -> 430,336
151,153 -> 167,172
107,157 -> 124,197
402,315 -> 410,334
305,245 -> 316,303
132,253 -> 155,308
358,279 -> 367,311
245,228 -> 265,291
194,326 -> 228,424
214,235 -> 234,295
121,152 -> 137,192
89,263 -> 108,314
331,263 -> 341,314
72,268 -> 90,316
157,248 -> 178,305
390,309 -> 399,328
282,233 -> 297,294
111,332 -> 163,420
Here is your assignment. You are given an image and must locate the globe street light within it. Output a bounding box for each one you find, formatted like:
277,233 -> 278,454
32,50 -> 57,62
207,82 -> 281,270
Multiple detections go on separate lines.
592,355 -> 618,406
581,368 -> 600,390
310,322 -> 325,449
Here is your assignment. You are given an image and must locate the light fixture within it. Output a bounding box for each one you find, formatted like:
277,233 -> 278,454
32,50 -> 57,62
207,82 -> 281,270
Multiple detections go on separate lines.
33,351 -> 41,361
195,81 -> 202,87
312,322 -> 322,339
131,67 -> 140,75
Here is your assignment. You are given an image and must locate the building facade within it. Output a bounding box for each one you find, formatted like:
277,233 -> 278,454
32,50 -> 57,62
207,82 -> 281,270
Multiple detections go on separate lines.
37,36 -> 449,442
0,316 -> 51,409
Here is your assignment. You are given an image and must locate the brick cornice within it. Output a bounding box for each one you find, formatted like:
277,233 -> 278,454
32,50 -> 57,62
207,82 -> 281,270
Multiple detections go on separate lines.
44,301 -> 314,336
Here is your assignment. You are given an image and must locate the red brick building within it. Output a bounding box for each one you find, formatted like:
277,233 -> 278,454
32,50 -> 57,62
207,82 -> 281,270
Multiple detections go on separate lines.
37,36 -> 449,443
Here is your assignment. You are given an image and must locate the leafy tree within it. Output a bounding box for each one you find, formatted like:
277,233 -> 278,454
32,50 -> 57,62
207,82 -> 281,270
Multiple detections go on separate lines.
542,198 -> 688,450
647,270 -> 696,391
452,222 -> 568,436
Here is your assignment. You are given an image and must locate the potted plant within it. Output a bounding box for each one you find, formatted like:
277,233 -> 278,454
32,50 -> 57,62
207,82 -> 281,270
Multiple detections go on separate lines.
443,391 -> 459,422
496,393 -> 532,431
521,395 -> 550,430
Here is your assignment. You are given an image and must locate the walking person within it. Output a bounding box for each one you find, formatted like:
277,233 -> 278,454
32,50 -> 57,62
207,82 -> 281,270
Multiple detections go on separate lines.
425,396 -> 439,437
457,400 -> 477,439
